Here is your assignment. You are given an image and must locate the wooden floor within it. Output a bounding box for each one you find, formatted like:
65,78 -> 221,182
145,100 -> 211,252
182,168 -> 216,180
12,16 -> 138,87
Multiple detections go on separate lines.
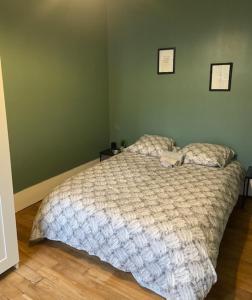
1,199 -> 252,300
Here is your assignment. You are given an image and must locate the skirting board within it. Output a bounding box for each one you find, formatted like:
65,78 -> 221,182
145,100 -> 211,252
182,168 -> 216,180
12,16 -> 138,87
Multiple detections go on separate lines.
14,159 -> 99,212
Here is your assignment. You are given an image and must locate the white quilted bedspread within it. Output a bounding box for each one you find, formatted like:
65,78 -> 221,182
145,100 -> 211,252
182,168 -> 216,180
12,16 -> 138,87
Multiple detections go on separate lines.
30,152 -> 244,300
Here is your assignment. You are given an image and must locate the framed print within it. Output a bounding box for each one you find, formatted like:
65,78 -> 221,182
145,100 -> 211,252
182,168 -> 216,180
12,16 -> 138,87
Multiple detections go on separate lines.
209,63 -> 233,91
157,48 -> 176,74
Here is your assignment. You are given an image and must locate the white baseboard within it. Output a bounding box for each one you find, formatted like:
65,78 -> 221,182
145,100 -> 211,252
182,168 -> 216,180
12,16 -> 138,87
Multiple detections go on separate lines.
14,159 -> 99,212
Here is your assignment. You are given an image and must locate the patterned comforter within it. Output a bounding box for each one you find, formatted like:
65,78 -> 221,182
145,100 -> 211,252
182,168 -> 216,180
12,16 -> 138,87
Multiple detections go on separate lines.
30,152 -> 244,300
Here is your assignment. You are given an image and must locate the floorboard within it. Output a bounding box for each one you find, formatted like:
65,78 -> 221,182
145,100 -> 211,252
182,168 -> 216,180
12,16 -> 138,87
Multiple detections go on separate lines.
1,199 -> 252,299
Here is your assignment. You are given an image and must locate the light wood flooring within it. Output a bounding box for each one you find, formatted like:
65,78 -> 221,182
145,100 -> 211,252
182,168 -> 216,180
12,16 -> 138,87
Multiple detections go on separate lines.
0,199 -> 252,300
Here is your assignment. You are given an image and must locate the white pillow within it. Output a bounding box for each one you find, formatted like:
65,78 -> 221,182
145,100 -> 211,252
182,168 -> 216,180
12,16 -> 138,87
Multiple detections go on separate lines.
126,134 -> 175,157
182,143 -> 235,168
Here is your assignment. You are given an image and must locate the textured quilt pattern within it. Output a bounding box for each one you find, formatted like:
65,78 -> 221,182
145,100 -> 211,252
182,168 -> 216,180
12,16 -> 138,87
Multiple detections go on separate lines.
30,152 -> 243,300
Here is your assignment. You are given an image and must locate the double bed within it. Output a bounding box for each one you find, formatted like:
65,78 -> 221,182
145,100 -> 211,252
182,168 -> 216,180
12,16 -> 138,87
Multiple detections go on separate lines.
30,150 -> 244,300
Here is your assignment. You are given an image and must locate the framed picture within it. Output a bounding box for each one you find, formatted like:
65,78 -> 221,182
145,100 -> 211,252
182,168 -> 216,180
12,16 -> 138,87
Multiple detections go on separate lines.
157,48 -> 176,74
209,63 -> 233,91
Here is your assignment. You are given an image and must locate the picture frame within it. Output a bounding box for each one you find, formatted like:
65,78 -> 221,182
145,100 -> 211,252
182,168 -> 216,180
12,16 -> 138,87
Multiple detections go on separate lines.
157,48 -> 176,74
209,63 -> 233,91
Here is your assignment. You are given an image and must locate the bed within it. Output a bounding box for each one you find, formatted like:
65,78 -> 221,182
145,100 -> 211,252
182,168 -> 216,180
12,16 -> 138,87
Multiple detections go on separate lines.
30,151 -> 244,300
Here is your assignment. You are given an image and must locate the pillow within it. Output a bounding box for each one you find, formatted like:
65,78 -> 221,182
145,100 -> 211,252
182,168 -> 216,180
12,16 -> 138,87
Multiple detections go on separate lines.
160,151 -> 184,168
126,134 -> 175,157
182,143 -> 235,168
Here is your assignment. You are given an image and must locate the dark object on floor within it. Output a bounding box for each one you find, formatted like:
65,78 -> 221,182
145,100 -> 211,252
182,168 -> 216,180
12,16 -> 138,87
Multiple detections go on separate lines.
242,166 -> 252,208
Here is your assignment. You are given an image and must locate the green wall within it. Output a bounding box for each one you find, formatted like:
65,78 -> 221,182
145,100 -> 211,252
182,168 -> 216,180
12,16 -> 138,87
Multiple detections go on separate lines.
107,0 -> 252,168
0,0 -> 109,192
1,0 -> 252,192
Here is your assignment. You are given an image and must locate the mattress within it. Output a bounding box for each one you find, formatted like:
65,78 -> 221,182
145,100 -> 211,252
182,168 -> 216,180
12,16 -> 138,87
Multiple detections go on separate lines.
30,151 -> 244,300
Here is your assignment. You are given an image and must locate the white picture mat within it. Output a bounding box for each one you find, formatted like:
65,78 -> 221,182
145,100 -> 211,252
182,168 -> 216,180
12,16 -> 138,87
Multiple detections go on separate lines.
159,49 -> 174,73
211,64 -> 231,90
